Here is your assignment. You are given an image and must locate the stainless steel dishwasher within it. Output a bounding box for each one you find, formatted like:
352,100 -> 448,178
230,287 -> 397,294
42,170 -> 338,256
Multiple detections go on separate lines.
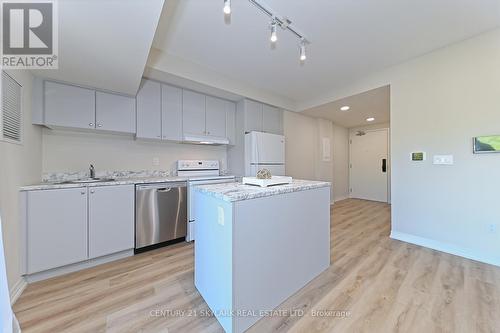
135,182 -> 187,250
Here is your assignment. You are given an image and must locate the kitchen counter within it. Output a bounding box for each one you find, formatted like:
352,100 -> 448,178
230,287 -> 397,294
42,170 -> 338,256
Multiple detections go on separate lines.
193,179 -> 331,202
20,175 -> 235,191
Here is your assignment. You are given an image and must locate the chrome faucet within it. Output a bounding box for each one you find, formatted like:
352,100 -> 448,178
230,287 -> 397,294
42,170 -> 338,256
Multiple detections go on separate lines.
89,164 -> 95,179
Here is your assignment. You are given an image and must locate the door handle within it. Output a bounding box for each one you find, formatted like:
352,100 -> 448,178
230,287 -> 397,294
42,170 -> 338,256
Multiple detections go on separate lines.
382,159 -> 387,173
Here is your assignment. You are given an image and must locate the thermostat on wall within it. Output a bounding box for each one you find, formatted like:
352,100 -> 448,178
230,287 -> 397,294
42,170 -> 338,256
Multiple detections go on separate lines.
411,152 -> 426,161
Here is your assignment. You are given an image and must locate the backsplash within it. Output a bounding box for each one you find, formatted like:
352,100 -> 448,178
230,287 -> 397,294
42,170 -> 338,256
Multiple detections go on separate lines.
42,170 -> 170,183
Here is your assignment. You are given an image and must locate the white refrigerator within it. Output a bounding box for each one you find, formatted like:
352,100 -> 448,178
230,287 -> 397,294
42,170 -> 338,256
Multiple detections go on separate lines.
245,131 -> 285,176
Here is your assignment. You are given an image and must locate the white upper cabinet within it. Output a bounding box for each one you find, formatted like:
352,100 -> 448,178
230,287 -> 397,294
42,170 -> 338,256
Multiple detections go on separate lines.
182,90 -> 206,136
39,78 -> 235,144
136,79 -> 162,139
262,104 -> 283,135
27,188 -> 88,274
95,91 -> 136,133
161,84 -> 183,141
205,96 -> 227,137
225,101 -> 236,145
244,99 -> 263,133
44,81 -> 95,129
88,185 -> 135,259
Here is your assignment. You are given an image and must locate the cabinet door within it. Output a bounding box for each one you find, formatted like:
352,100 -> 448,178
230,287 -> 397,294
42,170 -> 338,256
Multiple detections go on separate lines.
136,79 -> 162,139
44,81 -> 95,129
205,96 -> 227,137
88,185 -> 134,259
243,99 -> 263,133
161,85 -> 183,141
225,101 -> 236,145
96,91 -> 136,133
27,188 -> 88,274
182,90 -> 206,136
262,104 -> 283,135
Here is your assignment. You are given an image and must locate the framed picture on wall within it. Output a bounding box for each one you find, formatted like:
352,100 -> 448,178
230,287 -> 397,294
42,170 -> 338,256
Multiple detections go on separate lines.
473,135 -> 500,154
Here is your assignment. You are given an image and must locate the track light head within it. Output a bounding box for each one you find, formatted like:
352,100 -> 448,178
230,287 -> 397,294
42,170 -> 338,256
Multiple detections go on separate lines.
223,0 -> 231,15
299,39 -> 307,61
270,19 -> 278,43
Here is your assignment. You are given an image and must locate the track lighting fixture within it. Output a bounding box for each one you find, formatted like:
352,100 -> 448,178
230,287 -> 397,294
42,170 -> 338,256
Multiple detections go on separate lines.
225,0 -> 310,63
223,0 -> 231,15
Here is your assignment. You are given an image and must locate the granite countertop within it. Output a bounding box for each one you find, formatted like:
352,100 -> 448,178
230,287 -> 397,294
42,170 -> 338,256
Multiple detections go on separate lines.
20,175 -> 236,191
193,179 -> 331,202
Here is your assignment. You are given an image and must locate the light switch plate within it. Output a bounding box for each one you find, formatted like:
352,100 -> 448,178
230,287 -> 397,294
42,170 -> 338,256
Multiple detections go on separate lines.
433,155 -> 454,165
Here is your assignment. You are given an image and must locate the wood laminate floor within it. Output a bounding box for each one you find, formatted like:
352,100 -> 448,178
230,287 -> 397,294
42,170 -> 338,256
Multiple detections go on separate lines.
14,199 -> 500,332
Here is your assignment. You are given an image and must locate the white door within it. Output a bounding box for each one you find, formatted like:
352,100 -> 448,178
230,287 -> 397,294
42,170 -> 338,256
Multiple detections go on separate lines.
350,129 -> 389,202
161,84 -> 183,141
182,90 -> 206,136
27,188 -> 88,273
262,104 -> 283,135
205,96 -> 227,137
247,132 -> 285,164
136,79 -> 162,140
95,91 -> 136,133
44,81 -> 95,130
88,185 -> 135,259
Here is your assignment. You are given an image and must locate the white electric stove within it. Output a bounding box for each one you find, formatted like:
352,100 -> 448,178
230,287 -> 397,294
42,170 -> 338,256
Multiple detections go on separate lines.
177,160 -> 235,242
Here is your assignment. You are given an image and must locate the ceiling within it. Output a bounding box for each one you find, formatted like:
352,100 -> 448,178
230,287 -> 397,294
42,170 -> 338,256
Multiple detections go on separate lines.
153,0 -> 500,108
303,85 -> 390,128
33,0 -> 164,96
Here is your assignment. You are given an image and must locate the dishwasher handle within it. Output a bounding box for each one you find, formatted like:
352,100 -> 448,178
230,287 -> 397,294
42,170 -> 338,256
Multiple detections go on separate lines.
157,188 -> 172,193
136,182 -> 186,191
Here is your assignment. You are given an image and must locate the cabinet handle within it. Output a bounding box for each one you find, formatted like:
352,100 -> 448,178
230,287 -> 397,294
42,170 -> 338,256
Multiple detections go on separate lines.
207,131 -> 210,135
97,123 -> 102,128
81,191 -> 85,195
90,190 -> 95,194
89,123 -> 94,127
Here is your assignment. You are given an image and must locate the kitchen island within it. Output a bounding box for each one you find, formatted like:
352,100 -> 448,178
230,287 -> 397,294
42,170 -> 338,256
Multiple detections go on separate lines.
193,180 -> 331,333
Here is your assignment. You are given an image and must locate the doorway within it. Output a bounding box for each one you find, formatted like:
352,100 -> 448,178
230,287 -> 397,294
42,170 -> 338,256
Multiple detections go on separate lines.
349,128 -> 390,202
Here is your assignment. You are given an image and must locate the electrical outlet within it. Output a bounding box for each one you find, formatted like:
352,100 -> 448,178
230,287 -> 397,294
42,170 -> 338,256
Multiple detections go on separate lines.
488,223 -> 497,234
152,157 -> 160,166
433,155 -> 454,165
217,206 -> 225,226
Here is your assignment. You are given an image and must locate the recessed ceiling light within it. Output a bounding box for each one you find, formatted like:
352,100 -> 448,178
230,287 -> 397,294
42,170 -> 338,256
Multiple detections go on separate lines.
366,117 -> 375,122
340,106 -> 350,111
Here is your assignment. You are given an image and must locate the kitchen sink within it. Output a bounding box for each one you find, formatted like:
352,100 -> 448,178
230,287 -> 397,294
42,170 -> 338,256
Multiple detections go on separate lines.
57,178 -> 116,184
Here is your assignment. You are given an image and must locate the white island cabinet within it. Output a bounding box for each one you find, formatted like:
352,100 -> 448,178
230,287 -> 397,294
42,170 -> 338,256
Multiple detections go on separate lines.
193,180 -> 331,333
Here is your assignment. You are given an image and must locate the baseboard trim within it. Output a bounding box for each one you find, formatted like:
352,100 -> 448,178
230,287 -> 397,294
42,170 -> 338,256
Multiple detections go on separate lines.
333,196 -> 349,203
25,249 -> 134,283
9,277 -> 27,305
390,231 -> 500,267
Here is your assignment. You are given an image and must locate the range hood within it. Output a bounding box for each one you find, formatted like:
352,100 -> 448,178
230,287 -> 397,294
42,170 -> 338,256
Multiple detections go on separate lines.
183,134 -> 230,145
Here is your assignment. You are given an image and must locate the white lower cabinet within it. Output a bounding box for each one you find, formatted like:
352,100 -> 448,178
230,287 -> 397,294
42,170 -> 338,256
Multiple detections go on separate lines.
27,188 -> 88,274
88,185 -> 135,259
25,185 -> 135,275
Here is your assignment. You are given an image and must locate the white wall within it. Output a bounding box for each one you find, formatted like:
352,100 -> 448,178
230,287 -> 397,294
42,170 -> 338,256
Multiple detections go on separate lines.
332,124 -> 350,201
390,30 -> 500,265
308,28 -> 500,265
284,111 -> 341,201
42,130 -> 227,175
0,70 -> 43,295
